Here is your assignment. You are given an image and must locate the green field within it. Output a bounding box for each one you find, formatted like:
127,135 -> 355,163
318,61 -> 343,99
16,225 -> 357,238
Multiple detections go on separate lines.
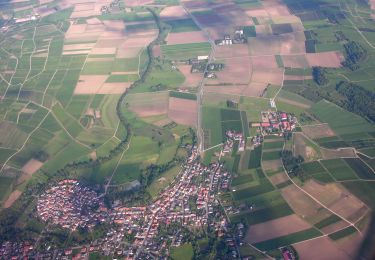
344,158 -> 375,180
147,166 -> 181,198
311,100 -> 374,136
321,159 -> 359,181
165,18 -> 200,32
262,151 -> 281,161
314,214 -> 342,229
170,243 -> 194,260
253,228 -> 322,251
328,226 -> 357,241
342,181 -> 375,209
263,141 -> 284,150
231,202 -> 294,225
161,42 -> 211,60
249,146 -> 262,169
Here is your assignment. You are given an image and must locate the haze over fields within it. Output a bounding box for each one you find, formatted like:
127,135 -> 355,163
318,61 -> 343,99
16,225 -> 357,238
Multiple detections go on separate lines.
0,0 -> 375,259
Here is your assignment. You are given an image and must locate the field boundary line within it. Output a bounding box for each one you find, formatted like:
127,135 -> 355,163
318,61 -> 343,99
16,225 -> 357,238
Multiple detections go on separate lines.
0,110 -> 51,174
281,143 -> 363,235
102,134 -> 133,196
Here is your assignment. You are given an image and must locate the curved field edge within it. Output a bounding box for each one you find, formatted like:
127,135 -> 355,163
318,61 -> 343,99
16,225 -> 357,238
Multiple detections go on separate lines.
0,8 -> 175,230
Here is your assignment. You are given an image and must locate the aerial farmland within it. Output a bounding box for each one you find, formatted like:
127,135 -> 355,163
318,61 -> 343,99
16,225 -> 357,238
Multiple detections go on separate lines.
0,0 -> 375,259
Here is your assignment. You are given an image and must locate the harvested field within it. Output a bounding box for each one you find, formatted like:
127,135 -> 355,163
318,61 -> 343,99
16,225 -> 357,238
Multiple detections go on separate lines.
335,231 -> 362,259
251,68 -> 283,85
302,180 -> 367,222
268,172 -> 289,185
127,92 -> 169,117
63,50 -> 91,55
74,75 -> 108,95
97,82 -> 132,94
90,48 -> 117,55
284,75 -> 312,81
272,15 -> 302,24
125,0 -> 154,7
246,214 -> 311,244
103,20 -> 125,31
320,220 -> 349,234
262,159 -> 283,172
66,24 -> 87,37
293,133 -> 320,161
249,34 -> 305,55
204,85 -> 247,96
152,45 -> 161,58
202,92 -> 240,106
255,25 -> 272,36
168,97 -> 197,127
216,57 -> 251,84
178,65 -> 202,88
160,5 -> 188,20
245,8 -> 269,18
95,38 -> 124,48
294,237 -> 351,260
86,58 -> 114,62
166,31 -> 208,45
193,12 -> 224,28
280,36 -> 305,54
215,4 -> 253,26
154,118 -> 173,127
242,82 -> 269,97
214,45 -> 249,59
63,43 -> 96,51
281,184 -> 331,224
3,190 -> 22,208
86,17 -> 102,25
306,52 -> 343,68
321,148 -> 356,160
116,46 -> 142,58
276,97 -> 311,109
302,124 -> 336,139
21,159 -> 43,175
264,2 -> 291,16
281,54 -> 309,68
123,34 -> 157,47
251,55 -> 279,69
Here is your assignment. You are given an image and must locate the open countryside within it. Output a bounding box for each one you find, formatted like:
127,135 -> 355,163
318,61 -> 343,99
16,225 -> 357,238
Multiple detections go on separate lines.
0,0 -> 375,259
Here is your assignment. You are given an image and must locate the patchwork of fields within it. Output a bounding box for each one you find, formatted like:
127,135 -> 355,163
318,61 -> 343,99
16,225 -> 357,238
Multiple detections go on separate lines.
1,0 -> 375,258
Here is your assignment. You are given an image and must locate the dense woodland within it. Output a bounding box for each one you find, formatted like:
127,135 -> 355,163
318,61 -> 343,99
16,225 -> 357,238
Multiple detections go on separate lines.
342,41 -> 367,70
312,66 -> 329,86
336,81 -> 375,122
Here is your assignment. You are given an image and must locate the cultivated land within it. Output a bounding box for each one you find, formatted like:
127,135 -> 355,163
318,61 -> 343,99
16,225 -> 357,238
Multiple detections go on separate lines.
0,0 -> 375,259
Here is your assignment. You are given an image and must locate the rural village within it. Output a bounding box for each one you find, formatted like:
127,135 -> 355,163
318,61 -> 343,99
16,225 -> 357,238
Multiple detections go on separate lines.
0,0 -> 374,259
0,135 -> 243,259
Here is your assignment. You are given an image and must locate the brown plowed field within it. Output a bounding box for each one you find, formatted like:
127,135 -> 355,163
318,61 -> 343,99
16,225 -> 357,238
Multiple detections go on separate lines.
294,237 -> 351,260
166,31 -> 208,45
246,214 -> 311,244
168,97 -> 197,127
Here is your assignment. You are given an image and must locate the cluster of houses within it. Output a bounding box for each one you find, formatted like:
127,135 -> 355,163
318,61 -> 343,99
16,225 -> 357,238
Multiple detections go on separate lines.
37,180 -> 108,231
100,0 -> 123,14
222,130 -> 245,155
0,242 -> 34,259
23,144 -> 234,258
251,111 -> 297,137
189,58 -> 224,79
97,146 -> 232,257
5,134 -> 241,258
215,29 -> 247,45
